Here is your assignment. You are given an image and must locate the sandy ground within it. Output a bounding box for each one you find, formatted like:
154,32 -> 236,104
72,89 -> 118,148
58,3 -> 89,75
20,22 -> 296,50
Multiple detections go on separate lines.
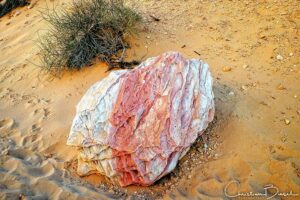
0,0 -> 300,199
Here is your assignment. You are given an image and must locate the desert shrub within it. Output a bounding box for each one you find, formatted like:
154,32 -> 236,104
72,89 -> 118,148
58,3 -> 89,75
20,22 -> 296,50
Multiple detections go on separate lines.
38,0 -> 141,71
0,0 -> 29,17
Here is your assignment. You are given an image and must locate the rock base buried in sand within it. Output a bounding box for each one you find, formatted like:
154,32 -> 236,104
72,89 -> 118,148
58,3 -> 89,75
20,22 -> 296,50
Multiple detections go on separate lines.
67,52 -> 215,186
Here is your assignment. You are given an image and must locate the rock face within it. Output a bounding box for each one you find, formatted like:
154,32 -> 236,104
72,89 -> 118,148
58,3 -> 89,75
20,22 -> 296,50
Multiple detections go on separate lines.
67,52 -> 215,186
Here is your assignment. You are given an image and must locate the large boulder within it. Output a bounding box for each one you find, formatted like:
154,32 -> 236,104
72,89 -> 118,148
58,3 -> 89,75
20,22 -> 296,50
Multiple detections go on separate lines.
67,52 -> 215,186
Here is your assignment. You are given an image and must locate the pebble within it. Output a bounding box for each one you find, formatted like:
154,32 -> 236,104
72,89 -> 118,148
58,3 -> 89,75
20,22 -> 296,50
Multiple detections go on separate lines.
294,95 -> 298,98
223,66 -> 232,72
277,84 -> 286,90
284,119 -> 290,125
15,11 -> 21,16
276,54 -> 283,60
289,52 -> 293,57
281,136 -> 287,142
228,91 -> 235,96
241,85 -> 247,91
260,35 -> 267,40
242,64 -> 248,69
204,143 -> 208,152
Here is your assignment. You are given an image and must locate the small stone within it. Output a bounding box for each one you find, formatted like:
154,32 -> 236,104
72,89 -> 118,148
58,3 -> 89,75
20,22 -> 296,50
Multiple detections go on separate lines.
276,54 -> 283,60
241,85 -> 247,91
204,143 -> 208,152
15,11 -> 21,16
294,95 -> 298,98
146,36 -> 151,39
6,22 -> 10,26
289,52 -> 293,57
242,64 -> 248,69
277,84 -> 286,90
260,101 -> 268,106
260,35 -> 267,40
228,91 -> 235,96
19,194 -> 25,200
284,119 -> 290,125
281,136 -> 287,142
222,66 -> 232,72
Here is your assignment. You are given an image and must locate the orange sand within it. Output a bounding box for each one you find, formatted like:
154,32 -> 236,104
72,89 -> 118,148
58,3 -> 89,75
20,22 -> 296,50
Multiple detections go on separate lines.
0,0 -> 299,199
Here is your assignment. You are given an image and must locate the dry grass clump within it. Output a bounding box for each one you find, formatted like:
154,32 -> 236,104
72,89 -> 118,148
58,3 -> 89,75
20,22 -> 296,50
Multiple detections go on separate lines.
38,0 -> 141,71
0,0 -> 29,17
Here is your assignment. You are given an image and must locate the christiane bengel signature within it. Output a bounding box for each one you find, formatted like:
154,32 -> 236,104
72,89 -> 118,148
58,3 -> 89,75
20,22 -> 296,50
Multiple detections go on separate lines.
224,180 -> 299,199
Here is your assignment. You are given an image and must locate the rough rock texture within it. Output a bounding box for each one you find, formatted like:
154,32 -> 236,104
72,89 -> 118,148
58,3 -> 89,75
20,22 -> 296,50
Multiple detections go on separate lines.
67,52 -> 215,186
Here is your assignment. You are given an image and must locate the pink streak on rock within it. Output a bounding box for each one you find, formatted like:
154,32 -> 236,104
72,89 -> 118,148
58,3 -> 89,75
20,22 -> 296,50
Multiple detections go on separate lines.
108,52 -> 213,186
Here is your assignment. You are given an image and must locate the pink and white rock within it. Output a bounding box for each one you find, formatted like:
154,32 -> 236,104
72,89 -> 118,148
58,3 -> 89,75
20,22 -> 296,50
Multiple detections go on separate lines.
67,52 -> 215,186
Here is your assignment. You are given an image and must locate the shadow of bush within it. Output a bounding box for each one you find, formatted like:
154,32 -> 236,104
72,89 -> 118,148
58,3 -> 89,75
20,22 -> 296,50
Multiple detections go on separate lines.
0,0 -> 29,17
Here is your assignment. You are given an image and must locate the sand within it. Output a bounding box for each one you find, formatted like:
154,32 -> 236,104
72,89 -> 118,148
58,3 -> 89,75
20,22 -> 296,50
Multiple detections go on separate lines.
0,0 -> 299,199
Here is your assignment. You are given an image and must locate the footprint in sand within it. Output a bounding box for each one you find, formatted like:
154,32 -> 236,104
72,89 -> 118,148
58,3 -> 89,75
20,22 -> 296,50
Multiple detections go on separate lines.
31,107 -> 52,122
44,108 -> 51,118
23,134 -> 43,152
27,97 -> 51,107
0,87 -> 11,99
27,161 -> 55,178
269,145 -> 300,161
9,93 -> 23,104
22,133 -> 41,146
25,98 -> 40,108
32,108 -> 43,116
31,123 -> 42,133
40,98 -> 52,106
0,118 -> 14,134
